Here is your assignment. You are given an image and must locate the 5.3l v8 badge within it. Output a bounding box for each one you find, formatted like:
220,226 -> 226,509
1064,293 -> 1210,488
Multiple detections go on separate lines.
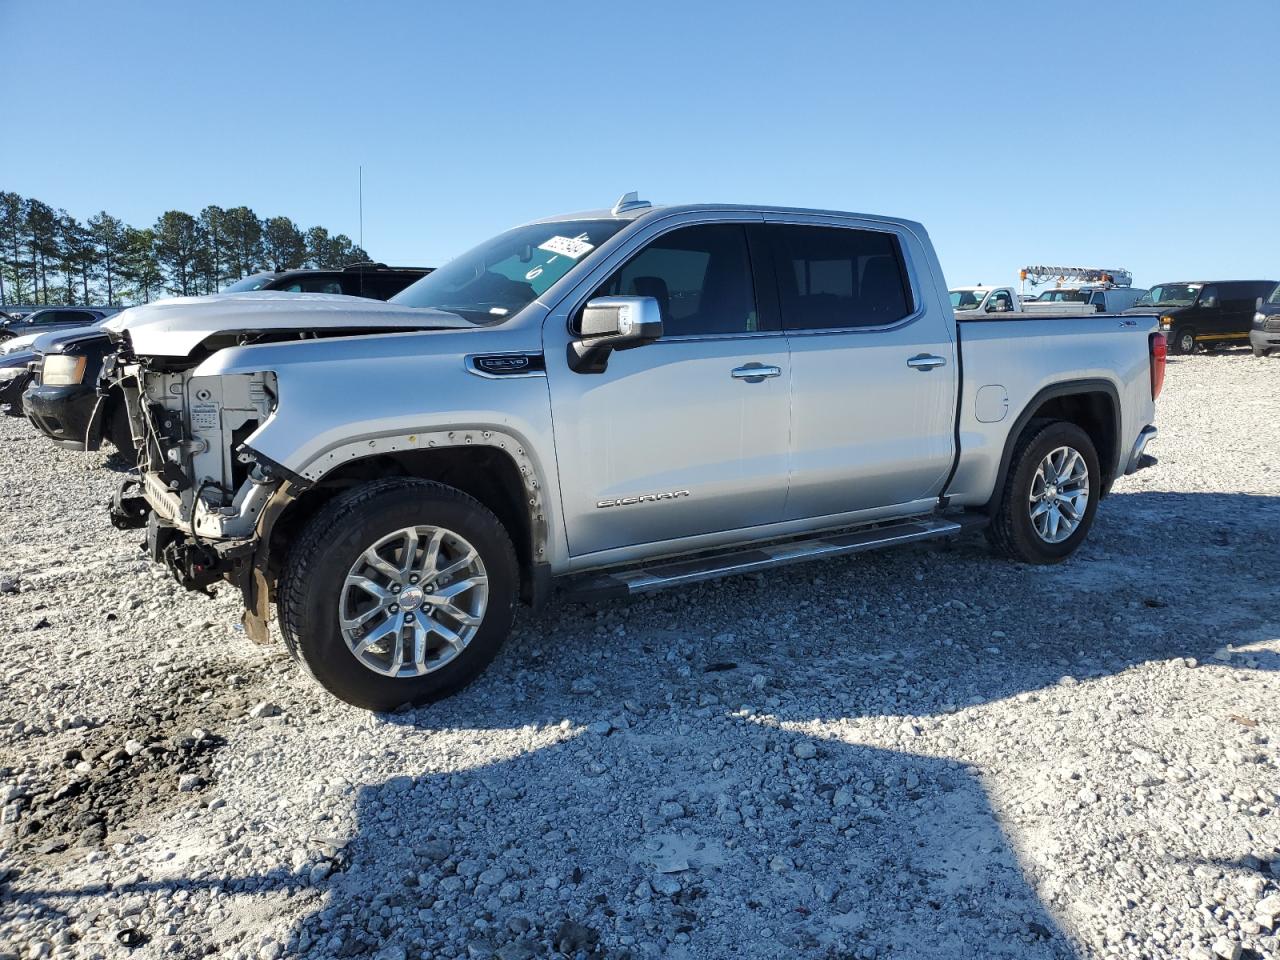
596,490 -> 691,509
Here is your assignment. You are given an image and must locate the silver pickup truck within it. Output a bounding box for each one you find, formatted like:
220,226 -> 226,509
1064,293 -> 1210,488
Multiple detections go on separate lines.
102,195 -> 1164,710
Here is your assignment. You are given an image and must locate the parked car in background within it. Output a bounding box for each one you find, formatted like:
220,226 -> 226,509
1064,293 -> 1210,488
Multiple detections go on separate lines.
0,306 -> 119,341
21,264 -> 432,459
0,351 -> 36,415
1251,282 -> 1280,357
1,318 -> 114,418
949,285 -> 1021,318
223,263 -> 432,299
101,196 -> 1162,710
23,320 -> 136,458
0,305 -> 41,324
1128,281 -> 1278,354
1023,286 -> 1148,315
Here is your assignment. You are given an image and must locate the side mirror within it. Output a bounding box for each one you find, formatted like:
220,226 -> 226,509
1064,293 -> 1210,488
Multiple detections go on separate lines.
1257,296 -> 1264,311
567,296 -> 663,374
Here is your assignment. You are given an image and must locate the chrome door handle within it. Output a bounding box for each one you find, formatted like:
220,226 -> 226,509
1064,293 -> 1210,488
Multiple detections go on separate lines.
906,354 -> 947,371
731,364 -> 782,381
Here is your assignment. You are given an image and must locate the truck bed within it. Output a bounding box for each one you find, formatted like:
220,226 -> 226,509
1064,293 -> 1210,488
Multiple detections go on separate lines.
945,312 -> 1160,507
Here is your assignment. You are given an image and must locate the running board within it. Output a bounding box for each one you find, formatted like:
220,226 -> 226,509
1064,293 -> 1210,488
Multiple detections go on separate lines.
561,516 -> 974,601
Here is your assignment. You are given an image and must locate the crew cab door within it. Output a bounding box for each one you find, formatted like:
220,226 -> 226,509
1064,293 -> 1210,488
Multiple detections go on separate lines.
766,219 -> 956,521
544,217 -> 790,559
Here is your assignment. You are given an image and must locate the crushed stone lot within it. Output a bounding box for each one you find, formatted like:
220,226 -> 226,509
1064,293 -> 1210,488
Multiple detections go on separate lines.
1,350 -> 1278,960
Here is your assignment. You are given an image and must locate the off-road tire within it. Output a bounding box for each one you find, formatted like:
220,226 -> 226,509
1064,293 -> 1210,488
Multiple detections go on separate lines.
278,477 -> 518,710
1171,327 -> 1196,355
986,420 -> 1101,565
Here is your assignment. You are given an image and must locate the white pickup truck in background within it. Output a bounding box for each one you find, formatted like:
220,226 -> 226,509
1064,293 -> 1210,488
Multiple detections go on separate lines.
949,285 -> 1021,318
1022,286 -> 1149,316
951,267 -> 1147,319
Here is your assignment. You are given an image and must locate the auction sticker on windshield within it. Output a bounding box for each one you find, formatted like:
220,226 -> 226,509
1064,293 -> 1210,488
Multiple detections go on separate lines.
538,235 -> 594,259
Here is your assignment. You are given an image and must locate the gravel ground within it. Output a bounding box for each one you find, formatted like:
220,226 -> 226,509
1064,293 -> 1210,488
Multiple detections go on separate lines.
1,350 -> 1278,960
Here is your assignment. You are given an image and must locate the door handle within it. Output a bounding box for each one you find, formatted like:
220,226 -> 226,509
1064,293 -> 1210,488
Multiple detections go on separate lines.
731,364 -> 782,382
906,354 -> 947,371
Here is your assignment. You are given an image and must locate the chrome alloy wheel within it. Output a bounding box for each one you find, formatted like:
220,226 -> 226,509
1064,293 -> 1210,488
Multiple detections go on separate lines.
1028,445 -> 1090,544
339,526 -> 489,678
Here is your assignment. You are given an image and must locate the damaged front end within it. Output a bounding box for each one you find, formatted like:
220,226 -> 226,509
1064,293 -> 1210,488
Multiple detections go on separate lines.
103,339 -> 304,641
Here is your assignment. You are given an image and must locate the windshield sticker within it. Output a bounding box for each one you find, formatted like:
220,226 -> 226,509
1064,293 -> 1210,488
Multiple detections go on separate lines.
538,234 -> 594,260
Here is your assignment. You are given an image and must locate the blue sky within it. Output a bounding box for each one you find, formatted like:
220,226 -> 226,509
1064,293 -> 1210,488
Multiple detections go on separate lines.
3,0 -> 1278,289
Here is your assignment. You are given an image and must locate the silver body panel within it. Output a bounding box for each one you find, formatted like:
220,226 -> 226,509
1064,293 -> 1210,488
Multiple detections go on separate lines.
946,313 -> 1159,506
115,202 -> 1160,578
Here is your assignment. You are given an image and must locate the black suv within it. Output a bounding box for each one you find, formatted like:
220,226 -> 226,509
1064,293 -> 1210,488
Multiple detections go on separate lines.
23,264 -> 432,459
223,263 -> 431,299
1128,280 -> 1279,355
1252,283 -> 1280,357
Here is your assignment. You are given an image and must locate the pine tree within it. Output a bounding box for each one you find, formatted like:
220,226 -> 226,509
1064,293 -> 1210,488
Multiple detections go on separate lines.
57,212 -> 94,304
0,192 -> 28,305
26,200 -> 59,304
262,216 -> 306,271
198,205 -> 227,292
120,227 -> 163,304
153,211 -> 201,296
304,225 -> 331,267
223,206 -> 263,279
88,211 -> 126,306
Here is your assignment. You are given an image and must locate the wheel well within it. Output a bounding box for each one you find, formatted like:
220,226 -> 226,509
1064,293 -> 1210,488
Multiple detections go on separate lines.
1028,391 -> 1118,485
266,447 -> 534,594
985,386 -> 1120,514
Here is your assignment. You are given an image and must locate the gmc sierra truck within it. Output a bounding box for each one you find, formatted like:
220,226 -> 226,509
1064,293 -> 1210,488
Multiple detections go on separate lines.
101,195 -> 1164,710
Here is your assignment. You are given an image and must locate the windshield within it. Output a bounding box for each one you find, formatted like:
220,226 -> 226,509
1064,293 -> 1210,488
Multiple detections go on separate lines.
390,219 -> 629,322
223,273 -> 278,293
1133,283 -> 1201,307
1267,283 -> 1280,306
1035,289 -> 1087,302
949,290 -> 986,309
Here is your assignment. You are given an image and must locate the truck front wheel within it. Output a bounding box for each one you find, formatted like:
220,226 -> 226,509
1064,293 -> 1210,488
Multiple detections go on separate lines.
1171,327 -> 1196,354
987,421 -> 1100,565
278,478 -> 518,710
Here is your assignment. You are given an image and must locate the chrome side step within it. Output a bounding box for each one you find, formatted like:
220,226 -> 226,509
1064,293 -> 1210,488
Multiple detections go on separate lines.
561,515 -> 975,601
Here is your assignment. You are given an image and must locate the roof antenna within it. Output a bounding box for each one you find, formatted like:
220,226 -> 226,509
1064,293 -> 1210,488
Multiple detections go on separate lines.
612,191 -> 652,215
358,166 -> 366,294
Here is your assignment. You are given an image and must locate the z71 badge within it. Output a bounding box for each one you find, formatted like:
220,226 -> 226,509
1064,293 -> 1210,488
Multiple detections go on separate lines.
596,490 -> 691,509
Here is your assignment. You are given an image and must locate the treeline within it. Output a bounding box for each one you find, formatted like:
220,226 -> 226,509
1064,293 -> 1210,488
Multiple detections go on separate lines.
0,191 -> 372,307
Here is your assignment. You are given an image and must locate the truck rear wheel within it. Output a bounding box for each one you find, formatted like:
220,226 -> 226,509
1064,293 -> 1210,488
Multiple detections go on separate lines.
987,421 -> 1100,565
278,478 -> 518,710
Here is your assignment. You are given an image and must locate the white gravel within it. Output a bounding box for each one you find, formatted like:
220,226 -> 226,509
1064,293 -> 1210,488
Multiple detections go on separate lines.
1,350 -> 1278,960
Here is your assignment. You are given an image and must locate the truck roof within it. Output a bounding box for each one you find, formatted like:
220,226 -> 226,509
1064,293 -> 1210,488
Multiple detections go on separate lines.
529,199 -> 926,236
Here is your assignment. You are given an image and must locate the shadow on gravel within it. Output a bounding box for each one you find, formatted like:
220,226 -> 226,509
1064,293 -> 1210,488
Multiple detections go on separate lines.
10,492 -> 1278,958
269,491 -> 1274,958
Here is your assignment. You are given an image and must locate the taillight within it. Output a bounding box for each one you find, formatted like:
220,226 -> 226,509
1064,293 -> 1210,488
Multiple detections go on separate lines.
1149,333 -> 1166,400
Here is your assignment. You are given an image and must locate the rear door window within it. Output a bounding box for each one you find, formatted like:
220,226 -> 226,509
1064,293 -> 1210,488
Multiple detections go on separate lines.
770,225 -> 913,330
